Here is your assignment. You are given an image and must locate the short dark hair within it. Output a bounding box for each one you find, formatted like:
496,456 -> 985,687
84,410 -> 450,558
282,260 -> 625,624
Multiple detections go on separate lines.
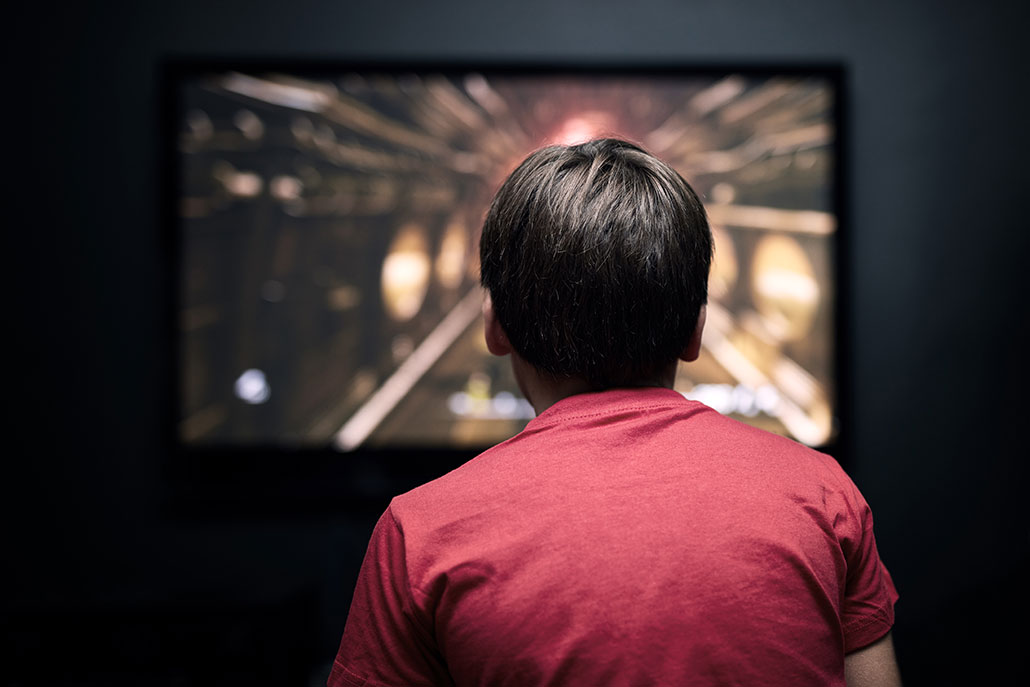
480,138 -> 713,388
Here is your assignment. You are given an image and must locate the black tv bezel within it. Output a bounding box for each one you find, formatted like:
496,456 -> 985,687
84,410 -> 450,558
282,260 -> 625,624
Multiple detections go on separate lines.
159,58 -> 850,517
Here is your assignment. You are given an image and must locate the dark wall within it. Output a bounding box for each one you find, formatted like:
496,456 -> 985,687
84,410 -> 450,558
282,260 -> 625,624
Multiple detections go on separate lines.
10,1 -> 1026,685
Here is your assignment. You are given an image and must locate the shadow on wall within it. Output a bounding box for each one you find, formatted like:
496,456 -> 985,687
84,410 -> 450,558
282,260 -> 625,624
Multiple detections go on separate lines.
7,590 -> 324,687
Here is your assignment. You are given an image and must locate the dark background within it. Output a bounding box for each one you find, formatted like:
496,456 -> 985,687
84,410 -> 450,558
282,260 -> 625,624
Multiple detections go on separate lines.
8,1 -> 1026,685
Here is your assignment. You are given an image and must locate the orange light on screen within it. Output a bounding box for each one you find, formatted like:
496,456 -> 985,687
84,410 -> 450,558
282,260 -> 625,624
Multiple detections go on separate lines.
550,111 -> 616,145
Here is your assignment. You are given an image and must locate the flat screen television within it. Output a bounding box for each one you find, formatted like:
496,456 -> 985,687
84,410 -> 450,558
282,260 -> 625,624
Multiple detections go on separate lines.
163,60 -> 846,509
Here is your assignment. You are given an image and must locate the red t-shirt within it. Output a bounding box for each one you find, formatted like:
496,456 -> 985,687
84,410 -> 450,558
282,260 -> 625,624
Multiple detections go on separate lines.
331,388 -> 897,686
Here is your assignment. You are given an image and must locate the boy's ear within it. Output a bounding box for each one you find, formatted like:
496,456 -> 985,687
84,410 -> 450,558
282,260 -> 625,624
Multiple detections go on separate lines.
483,292 -> 513,357
679,305 -> 707,363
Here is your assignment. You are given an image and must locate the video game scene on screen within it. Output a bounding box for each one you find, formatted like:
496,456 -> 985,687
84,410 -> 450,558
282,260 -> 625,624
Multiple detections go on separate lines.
175,68 -> 837,452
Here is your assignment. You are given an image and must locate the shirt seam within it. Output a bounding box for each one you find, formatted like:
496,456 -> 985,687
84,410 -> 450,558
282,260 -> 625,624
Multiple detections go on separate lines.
844,602 -> 894,631
331,658 -> 371,686
387,506 -> 437,639
530,400 -> 699,429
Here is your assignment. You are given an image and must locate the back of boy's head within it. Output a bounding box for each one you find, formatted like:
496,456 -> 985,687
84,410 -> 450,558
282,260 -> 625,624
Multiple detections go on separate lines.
480,138 -> 713,388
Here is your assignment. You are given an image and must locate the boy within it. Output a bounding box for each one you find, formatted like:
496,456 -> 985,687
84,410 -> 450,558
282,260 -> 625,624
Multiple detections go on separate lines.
330,138 -> 900,686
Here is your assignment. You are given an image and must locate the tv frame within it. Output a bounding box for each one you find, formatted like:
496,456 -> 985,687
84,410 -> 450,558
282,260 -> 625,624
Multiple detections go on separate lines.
159,58 -> 850,516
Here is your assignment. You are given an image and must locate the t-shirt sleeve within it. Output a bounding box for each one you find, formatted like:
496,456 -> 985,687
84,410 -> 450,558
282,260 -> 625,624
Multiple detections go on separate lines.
329,505 -> 449,687
834,476 -> 900,653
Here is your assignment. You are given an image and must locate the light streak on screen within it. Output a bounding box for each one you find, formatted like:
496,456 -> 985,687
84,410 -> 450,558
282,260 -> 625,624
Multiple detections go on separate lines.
173,65 -> 839,451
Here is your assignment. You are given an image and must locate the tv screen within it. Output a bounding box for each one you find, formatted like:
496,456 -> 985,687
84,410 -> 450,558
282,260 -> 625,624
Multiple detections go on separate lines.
169,62 -> 842,456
